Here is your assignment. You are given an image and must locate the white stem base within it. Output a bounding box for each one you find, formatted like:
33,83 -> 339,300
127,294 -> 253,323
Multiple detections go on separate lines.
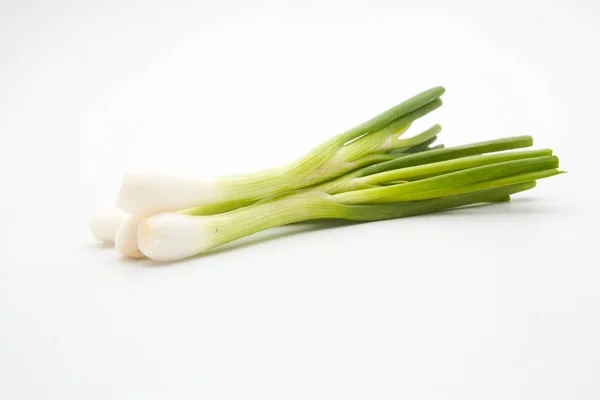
88,208 -> 129,244
117,173 -> 222,214
138,213 -> 211,262
115,214 -> 147,259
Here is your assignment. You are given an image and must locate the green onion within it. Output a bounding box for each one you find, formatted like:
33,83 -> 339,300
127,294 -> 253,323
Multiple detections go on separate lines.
137,145 -> 563,261
117,87 -> 445,215
137,182 -> 540,261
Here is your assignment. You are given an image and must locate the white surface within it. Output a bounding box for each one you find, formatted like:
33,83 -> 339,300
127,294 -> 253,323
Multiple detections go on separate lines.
1,1 -> 599,399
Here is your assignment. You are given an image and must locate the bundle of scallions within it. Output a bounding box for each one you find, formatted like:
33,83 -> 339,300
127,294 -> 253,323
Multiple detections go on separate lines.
89,86 -> 563,261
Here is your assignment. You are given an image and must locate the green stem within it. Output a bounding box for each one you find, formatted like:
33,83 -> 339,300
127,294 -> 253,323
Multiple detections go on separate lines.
341,99 -> 443,162
337,182 -> 536,220
361,148 -> 553,186
181,134 -> 445,216
215,89 -> 446,200
194,182 -> 538,253
356,136 -> 535,177
399,136 -> 439,153
195,192 -> 347,251
390,169 -> 562,202
393,124 -> 442,150
334,156 -> 558,204
329,86 -> 445,146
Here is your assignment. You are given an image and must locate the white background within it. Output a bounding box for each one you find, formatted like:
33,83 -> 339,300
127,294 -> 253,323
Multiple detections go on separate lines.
1,0 -> 599,398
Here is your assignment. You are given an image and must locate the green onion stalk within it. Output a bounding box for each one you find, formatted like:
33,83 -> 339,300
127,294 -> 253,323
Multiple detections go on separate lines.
137,137 -> 563,261
117,87 -> 446,215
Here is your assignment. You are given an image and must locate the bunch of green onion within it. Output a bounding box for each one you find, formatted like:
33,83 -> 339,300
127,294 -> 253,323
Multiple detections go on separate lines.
89,87 -> 563,261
